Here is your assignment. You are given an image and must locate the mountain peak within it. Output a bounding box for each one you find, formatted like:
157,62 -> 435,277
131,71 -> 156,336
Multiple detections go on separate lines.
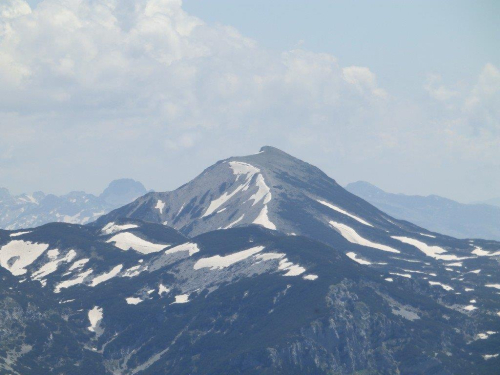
259,145 -> 288,155
99,179 -> 147,207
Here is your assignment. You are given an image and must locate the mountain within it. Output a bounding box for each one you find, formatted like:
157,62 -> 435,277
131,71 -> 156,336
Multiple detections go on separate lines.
99,179 -> 150,207
1,146 -> 499,374
345,181 -> 500,241
0,179 -> 147,230
480,197 -> 500,208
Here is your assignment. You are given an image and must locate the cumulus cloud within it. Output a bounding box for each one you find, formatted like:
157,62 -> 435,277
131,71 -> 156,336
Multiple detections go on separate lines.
0,0 -> 498,201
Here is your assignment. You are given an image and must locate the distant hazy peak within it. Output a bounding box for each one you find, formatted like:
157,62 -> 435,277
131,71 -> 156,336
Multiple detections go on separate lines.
99,179 -> 148,207
0,187 -> 10,200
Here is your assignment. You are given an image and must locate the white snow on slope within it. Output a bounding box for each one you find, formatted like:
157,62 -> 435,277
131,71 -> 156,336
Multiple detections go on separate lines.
485,284 -> 500,290
10,231 -> 32,237
463,305 -> 477,311
194,246 -> 265,270
0,240 -> 49,276
255,253 -> 285,261
107,232 -> 168,254
126,297 -> 143,305
472,247 -> 500,256
420,233 -> 436,238
54,269 -> 93,293
428,281 -> 454,291
158,284 -> 170,296
165,242 -> 200,256
155,200 -> 165,214
230,161 -> 260,178
88,306 -> 103,333
253,205 -> 276,230
476,331 -> 497,340
483,354 -> 499,360
392,236 -> 465,261
330,221 -> 399,253
249,174 -> 271,206
303,274 -> 318,281
122,264 -> 146,278
204,161 -> 271,218
317,199 -> 372,227
91,265 -> 123,287
173,294 -> 190,304
32,249 -> 77,281
101,222 -> 139,235
278,258 -> 306,276
390,272 -> 412,279
346,252 -> 372,265
203,185 -> 246,217
68,258 -> 89,271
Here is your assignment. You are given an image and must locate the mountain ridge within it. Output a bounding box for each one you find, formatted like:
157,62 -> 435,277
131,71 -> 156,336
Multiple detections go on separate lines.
0,146 -> 499,374
346,180 -> 500,240
0,178 -> 148,230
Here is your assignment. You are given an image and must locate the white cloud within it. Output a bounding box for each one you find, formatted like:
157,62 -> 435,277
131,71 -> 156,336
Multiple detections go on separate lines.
0,0 -> 498,201
424,74 -> 459,101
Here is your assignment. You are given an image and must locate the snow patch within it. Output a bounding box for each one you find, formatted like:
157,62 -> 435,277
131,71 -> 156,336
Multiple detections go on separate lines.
392,236 -> 465,261
10,231 -> 32,237
485,284 -> 500,290
278,258 -> 306,276
126,297 -> 143,305
173,294 -> 190,304
330,222 -> 399,253
428,281 -> 454,291
317,199 -> 372,227
91,265 -> 123,287
155,200 -> 165,214
253,205 -> 276,230
158,284 -> 170,296
68,258 -> 89,271
194,246 -> 265,270
483,354 -> 499,360
255,252 -> 285,261
165,242 -> 199,256
472,247 -> 500,256
346,252 -> 372,265
107,232 -> 168,254
463,305 -> 477,311
88,306 -> 103,333
390,272 -> 412,279
0,240 -> 49,276
32,249 -> 77,281
54,269 -> 93,293
303,274 -> 318,281
101,222 -> 139,235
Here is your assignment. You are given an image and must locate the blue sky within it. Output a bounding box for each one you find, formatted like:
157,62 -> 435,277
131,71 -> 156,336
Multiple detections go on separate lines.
3,0 -> 500,202
184,0 -> 499,93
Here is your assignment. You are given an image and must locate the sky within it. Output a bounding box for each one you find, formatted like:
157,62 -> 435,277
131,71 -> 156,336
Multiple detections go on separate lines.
1,0 -> 499,203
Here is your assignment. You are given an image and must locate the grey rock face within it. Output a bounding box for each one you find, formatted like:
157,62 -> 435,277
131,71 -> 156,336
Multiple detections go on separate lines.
346,180 -> 500,240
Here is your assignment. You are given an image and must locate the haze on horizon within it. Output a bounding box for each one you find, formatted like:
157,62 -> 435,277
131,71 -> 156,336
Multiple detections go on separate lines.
1,0 -> 499,203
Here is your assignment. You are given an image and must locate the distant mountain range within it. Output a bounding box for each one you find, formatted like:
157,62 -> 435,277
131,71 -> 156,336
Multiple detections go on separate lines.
346,181 -> 500,241
0,147 -> 499,374
480,197 -> 500,208
0,179 -> 147,230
